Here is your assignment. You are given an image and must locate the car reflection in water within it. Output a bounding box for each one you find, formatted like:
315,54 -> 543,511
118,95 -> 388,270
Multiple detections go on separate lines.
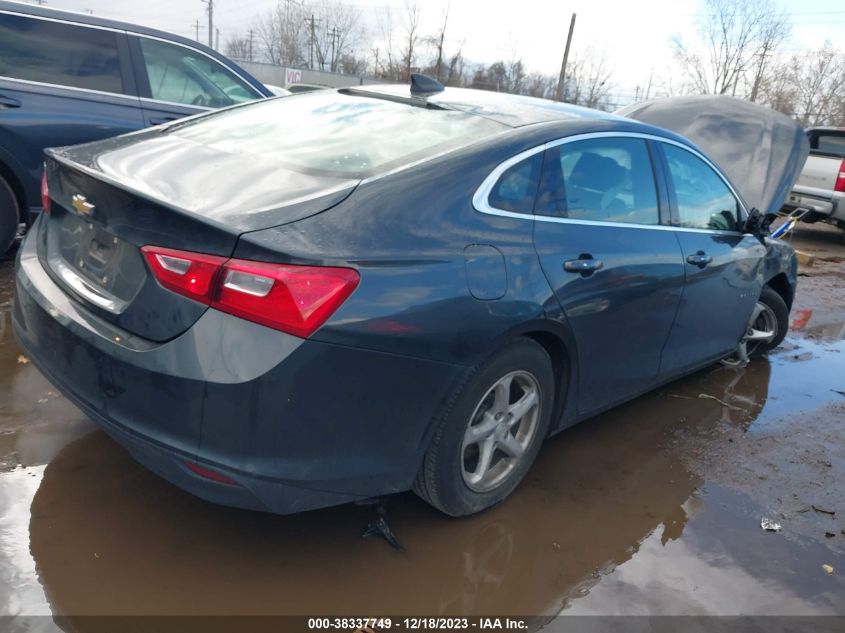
29,360 -> 771,626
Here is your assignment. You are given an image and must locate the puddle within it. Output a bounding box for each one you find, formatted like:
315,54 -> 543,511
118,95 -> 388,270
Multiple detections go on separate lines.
1,225 -> 844,628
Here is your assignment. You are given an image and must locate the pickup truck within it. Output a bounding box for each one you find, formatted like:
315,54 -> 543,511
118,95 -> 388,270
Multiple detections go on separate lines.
784,127 -> 845,238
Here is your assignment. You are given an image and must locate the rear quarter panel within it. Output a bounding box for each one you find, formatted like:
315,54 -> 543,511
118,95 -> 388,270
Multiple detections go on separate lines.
233,125 -> 569,367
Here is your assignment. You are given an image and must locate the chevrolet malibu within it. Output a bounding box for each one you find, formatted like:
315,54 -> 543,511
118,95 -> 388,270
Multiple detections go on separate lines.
13,80 -> 804,516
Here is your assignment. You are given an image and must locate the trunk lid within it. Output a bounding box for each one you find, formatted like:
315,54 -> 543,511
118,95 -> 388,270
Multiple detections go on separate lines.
40,130 -> 358,342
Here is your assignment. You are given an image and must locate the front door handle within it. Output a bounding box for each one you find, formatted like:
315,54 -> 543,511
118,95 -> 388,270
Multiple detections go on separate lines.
686,251 -> 713,268
564,255 -> 604,276
0,95 -> 21,109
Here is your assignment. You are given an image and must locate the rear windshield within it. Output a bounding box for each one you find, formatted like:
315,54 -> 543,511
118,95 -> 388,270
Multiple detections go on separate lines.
810,132 -> 845,156
169,91 -> 508,178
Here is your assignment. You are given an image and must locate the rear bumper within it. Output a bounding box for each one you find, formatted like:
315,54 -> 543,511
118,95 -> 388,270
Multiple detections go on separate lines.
786,189 -> 845,221
13,228 -> 462,514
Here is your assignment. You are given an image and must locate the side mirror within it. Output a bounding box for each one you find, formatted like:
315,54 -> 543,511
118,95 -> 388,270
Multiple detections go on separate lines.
743,208 -> 775,243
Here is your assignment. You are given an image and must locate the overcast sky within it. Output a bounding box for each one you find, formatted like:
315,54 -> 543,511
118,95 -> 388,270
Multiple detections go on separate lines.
16,0 -> 845,106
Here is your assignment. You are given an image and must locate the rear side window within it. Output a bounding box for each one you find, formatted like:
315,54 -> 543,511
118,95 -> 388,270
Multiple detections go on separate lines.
488,153 -> 542,213
810,132 -> 845,156
171,92 -> 508,178
139,38 -> 260,107
0,13 -> 123,93
663,144 -> 740,231
536,137 -> 659,225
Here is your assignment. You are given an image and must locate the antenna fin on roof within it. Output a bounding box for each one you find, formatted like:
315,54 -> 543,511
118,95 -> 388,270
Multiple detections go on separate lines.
410,73 -> 445,96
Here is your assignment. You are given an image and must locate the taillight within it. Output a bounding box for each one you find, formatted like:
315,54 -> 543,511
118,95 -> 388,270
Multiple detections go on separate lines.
215,260 -> 359,338
140,245 -> 359,338
41,169 -> 51,214
141,246 -> 226,300
835,159 -> 845,193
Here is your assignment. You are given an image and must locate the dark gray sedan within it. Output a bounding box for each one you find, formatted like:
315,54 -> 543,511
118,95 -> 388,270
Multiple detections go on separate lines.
13,81 -> 803,516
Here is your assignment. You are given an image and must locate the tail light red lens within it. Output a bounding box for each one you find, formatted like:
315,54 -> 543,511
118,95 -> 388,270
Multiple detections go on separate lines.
41,169 -> 51,214
835,159 -> 845,193
215,260 -> 360,338
141,245 -> 359,338
141,246 -> 227,299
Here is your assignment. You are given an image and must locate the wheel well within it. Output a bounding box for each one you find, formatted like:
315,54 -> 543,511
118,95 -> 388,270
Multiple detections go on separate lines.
0,160 -> 25,223
766,273 -> 794,310
521,330 -> 570,433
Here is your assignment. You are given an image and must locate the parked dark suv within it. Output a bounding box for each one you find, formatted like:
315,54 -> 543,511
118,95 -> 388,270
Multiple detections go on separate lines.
0,0 -> 272,253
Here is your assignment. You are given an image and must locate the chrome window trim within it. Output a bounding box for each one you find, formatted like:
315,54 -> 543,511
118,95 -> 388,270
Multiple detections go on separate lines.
0,75 -> 138,101
139,96 -> 211,111
472,131 -> 748,235
0,8 -> 125,34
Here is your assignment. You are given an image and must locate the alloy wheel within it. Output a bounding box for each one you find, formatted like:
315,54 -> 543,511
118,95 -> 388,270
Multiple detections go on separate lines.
461,370 -> 541,493
724,300 -> 778,366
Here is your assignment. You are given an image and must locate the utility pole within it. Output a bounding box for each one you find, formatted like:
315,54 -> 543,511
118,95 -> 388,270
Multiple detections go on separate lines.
194,19 -> 200,42
555,13 -> 576,102
215,27 -> 219,51
248,29 -> 255,62
644,68 -> 654,100
202,0 -> 214,49
304,14 -> 320,70
328,26 -> 340,72
750,42 -> 772,103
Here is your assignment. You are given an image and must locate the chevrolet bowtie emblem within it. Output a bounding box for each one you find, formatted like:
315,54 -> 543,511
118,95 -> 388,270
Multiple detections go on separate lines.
71,194 -> 95,216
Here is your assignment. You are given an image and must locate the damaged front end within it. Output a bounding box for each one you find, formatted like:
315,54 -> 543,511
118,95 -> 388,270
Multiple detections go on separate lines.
619,95 -> 807,365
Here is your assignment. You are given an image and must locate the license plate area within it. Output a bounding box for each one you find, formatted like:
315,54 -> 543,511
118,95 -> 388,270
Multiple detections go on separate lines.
42,207 -> 147,312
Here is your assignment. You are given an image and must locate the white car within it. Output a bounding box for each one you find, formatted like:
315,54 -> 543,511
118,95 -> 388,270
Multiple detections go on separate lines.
784,127 -> 845,237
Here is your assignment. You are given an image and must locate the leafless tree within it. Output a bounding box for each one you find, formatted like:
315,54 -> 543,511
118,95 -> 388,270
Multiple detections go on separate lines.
402,1 -> 422,78
426,4 -> 449,83
374,6 -> 400,79
672,0 -> 790,97
524,72 -> 556,99
564,48 -> 614,109
254,0 -> 307,66
253,0 -> 364,72
761,45 -> 845,125
311,1 -> 362,72
225,33 -> 253,62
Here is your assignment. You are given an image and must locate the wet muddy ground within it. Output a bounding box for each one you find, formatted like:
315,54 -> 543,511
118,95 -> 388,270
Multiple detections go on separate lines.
1,223 -> 844,630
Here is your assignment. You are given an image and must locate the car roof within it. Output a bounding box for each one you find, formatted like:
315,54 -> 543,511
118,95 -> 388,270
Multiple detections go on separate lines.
0,0 -> 225,63
341,84 -> 694,152
344,84 -> 629,128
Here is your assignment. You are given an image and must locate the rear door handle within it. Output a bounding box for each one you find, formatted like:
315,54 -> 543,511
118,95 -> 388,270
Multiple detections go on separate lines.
686,251 -> 713,268
148,116 -> 179,125
0,95 -> 21,108
564,256 -> 604,275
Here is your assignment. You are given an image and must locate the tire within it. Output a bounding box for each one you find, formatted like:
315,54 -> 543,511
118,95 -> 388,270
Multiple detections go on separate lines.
413,337 -> 555,517
747,286 -> 789,358
0,175 -> 19,256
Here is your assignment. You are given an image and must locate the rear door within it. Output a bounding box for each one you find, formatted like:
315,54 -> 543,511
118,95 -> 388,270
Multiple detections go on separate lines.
0,10 -> 143,209
128,35 -> 264,127
531,134 -> 685,413
656,141 -> 766,375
